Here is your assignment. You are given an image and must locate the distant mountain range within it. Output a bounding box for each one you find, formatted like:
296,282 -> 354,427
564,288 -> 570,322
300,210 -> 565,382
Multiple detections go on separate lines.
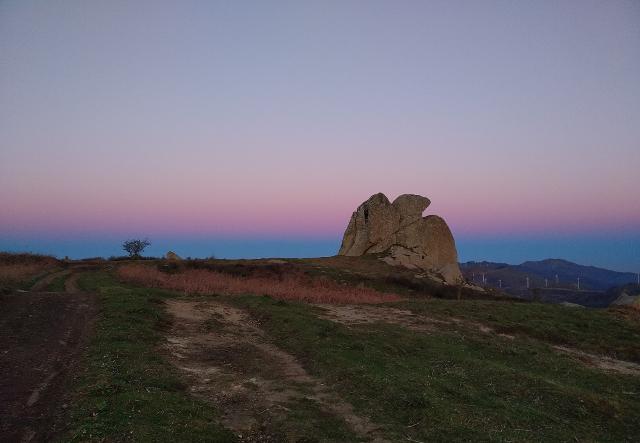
460,259 -> 638,307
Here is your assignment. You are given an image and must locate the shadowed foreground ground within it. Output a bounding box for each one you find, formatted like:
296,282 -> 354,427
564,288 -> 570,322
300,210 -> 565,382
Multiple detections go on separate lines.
0,270 -> 97,442
1,260 -> 639,442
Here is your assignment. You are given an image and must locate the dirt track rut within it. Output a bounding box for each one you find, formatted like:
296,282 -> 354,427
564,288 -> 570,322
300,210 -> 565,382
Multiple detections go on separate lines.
165,298 -> 389,442
0,270 -> 97,442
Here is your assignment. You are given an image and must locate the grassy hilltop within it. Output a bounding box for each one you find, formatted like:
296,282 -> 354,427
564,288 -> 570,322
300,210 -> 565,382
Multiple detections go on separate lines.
1,254 -> 639,442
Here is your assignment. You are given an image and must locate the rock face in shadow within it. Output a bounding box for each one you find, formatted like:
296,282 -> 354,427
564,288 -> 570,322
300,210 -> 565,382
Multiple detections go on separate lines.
338,193 -> 462,284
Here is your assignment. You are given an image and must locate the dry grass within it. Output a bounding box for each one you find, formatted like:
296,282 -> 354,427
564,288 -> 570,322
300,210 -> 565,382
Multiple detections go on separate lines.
0,252 -> 58,286
117,264 -> 401,304
0,264 -> 45,285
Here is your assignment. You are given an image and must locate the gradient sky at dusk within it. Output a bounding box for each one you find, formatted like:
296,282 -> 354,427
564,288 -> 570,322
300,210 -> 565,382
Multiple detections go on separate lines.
1,1 -> 639,271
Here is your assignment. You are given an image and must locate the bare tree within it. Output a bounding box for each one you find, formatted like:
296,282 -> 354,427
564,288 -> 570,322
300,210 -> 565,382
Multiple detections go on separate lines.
122,238 -> 151,258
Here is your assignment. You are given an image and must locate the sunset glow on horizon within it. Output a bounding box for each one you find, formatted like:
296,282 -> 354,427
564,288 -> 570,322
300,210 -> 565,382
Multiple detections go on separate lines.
1,1 -> 639,271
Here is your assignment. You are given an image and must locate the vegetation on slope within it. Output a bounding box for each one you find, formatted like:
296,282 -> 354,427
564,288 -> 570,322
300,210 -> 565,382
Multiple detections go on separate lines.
62,272 -> 235,442
117,263 -> 401,304
230,295 -> 640,442
396,298 -> 640,363
59,260 -> 640,442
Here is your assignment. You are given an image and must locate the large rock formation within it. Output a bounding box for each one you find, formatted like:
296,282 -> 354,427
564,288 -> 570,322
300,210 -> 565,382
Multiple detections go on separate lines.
338,193 -> 462,284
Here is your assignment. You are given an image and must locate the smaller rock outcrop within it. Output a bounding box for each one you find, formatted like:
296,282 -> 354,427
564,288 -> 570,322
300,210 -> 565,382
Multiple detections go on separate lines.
165,251 -> 181,261
611,292 -> 639,307
338,193 -> 462,284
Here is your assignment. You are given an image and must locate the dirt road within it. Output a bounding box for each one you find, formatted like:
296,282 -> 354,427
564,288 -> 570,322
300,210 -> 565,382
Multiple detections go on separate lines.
0,272 -> 97,442
165,298 -> 389,442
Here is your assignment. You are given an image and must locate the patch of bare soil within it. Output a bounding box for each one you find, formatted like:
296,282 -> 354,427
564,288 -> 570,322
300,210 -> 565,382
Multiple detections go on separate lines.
315,304 -> 516,340
0,288 -> 97,442
164,299 -> 389,442
553,346 -> 640,376
314,304 -> 446,333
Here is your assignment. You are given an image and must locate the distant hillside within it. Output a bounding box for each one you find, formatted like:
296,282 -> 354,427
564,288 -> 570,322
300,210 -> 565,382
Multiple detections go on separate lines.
460,259 -> 638,307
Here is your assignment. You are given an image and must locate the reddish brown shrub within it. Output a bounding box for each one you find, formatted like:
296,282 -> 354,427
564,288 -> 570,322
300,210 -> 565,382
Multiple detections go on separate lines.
117,264 -> 401,304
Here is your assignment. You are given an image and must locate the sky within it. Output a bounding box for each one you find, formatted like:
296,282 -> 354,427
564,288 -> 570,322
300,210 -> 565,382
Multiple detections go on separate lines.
1,1 -> 639,271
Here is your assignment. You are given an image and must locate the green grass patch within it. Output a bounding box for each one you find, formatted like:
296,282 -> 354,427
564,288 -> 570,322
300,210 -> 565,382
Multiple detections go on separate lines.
46,273 -> 68,292
61,272 -> 235,442
230,295 -> 640,442
396,298 -> 640,362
